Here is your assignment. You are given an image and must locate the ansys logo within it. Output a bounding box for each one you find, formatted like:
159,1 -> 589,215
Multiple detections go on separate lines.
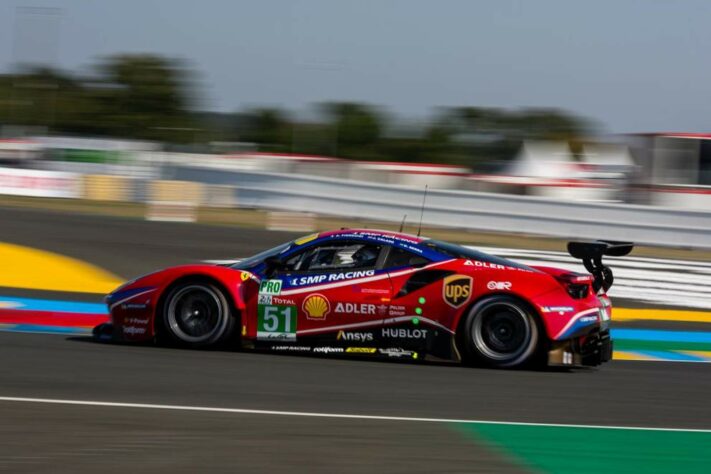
443,274 -> 472,308
303,293 -> 330,320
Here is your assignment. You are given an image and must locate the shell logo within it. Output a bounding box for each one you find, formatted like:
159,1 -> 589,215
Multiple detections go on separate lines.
303,293 -> 330,320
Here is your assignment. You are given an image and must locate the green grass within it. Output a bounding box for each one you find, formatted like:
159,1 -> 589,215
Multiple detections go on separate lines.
455,422 -> 711,474
614,339 -> 711,353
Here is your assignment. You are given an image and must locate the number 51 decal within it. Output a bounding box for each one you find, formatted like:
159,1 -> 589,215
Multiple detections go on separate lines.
257,305 -> 297,341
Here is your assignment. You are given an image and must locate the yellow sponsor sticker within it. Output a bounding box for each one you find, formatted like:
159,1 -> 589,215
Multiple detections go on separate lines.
294,233 -> 319,246
346,347 -> 377,354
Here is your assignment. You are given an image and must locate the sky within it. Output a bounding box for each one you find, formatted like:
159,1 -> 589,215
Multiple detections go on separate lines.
1,0 -> 711,134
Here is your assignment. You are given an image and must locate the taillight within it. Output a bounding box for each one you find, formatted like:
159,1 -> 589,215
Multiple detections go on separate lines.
566,283 -> 589,299
555,273 -> 593,299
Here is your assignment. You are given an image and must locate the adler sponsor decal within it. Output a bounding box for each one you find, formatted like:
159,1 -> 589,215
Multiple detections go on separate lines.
443,274 -> 472,308
335,302 -> 376,315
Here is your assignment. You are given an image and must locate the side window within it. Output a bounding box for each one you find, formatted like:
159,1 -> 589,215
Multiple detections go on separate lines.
383,246 -> 430,269
283,242 -> 383,273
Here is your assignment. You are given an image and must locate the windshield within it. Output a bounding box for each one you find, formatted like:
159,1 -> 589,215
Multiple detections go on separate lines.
424,240 -> 535,271
230,242 -> 292,270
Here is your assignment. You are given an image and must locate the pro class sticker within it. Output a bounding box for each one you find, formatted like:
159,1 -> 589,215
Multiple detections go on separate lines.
259,279 -> 282,295
443,274 -> 472,308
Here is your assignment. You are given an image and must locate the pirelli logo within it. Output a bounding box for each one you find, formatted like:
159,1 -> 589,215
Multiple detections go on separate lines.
443,274 -> 472,308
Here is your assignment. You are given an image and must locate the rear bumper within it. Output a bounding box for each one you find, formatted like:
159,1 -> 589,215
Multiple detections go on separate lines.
92,322 -> 115,342
548,329 -> 612,367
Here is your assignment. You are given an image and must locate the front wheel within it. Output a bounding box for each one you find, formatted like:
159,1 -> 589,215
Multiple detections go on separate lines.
460,296 -> 540,369
161,281 -> 236,348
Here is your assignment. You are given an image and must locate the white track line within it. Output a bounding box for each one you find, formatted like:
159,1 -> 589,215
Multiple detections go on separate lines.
0,396 -> 709,433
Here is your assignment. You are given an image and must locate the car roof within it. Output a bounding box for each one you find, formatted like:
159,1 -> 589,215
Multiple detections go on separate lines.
317,228 -> 426,243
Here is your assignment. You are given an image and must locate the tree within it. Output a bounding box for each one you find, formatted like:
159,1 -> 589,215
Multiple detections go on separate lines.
320,102 -> 383,159
94,54 -> 196,142
238,107 -> 292,151
0,67 -> 89,133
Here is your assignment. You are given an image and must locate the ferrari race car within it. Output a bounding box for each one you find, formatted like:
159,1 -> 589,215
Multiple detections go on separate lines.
94,229 -> 632,368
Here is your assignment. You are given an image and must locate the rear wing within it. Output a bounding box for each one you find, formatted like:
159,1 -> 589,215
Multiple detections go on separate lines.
567,240 -> 634,292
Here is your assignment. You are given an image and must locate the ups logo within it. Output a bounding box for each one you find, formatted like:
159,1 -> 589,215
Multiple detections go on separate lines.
443,274 -> 472,308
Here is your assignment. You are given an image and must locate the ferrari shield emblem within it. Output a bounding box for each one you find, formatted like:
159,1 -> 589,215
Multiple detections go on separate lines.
443,274 -> 472,308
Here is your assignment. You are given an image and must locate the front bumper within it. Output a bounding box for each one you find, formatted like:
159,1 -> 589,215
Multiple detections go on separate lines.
548,329 -> 612,367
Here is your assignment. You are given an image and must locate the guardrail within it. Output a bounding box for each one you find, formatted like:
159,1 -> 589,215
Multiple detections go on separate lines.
3,163 -> 710,249
166,165 -> 711,249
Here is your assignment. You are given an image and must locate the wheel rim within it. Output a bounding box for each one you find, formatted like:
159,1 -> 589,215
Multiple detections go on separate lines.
472,302 -> 532,362
166,285 -> 225,343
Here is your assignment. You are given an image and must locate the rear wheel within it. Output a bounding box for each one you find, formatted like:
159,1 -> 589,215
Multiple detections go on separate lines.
161,281 -> 236,348
461,296 -> 540,368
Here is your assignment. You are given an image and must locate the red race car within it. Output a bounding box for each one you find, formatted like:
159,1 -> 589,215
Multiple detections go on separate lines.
94,229 -> 632,368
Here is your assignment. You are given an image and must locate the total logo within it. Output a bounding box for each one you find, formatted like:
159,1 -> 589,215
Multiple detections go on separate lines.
464,260 -> 506,270
335,302 -> 376,315
337,330 -> 374,342
487,281 -> 512,290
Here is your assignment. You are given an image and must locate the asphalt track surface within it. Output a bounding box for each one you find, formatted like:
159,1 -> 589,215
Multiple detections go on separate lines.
1,206 -> 710,473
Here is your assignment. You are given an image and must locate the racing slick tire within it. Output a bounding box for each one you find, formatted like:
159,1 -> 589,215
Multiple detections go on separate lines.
460,295 -> 541,369
159,280 -> 236,349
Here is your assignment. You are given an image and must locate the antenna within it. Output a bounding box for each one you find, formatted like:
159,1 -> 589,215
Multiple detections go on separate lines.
417,185 -> 428,237
398,214 -> 407,233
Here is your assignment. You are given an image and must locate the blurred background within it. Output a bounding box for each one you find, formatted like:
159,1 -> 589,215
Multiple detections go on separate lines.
1,2 -> 711,474
1,1 -> 711,222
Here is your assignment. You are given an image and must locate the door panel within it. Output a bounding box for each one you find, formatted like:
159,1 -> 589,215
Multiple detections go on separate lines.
254,239 -> 391,344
